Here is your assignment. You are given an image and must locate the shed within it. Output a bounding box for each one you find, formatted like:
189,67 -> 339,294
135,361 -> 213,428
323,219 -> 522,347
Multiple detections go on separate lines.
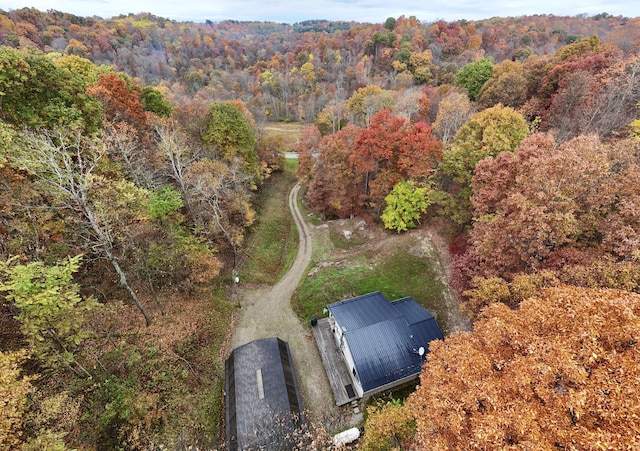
327,292 -> 444,398
225,337 -> 304,451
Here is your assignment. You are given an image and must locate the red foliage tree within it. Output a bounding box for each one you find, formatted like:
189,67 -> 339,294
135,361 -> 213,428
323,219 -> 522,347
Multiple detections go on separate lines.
350,109 -> 442,214
462,134 -> 608,282
452,134 -> 640,305
305,125 -> 364,219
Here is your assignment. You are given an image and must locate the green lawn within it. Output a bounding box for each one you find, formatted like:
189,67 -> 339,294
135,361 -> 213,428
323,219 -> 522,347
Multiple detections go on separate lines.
291,239 -> 453,334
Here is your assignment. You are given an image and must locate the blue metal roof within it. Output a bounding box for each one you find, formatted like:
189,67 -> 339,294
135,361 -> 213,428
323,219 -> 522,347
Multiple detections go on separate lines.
392,296 -> 437,325
328,291 -> 444,394
328,292 -> 398,330
392,296 -> 444,353
346,318 -> 423,392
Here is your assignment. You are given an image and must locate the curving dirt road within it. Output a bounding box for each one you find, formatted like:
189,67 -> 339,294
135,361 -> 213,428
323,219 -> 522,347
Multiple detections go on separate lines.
229,182 -> 339,422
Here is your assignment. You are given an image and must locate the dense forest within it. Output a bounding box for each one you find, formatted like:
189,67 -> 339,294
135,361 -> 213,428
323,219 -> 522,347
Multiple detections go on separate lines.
1,6 -> 640,449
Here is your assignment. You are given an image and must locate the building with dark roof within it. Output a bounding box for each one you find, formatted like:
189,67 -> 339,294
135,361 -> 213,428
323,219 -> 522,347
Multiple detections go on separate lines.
225,337 -> 304,451
327,291 -> 444,398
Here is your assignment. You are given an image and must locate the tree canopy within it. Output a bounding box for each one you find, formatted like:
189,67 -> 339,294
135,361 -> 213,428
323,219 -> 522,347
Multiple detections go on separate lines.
408,285 -> 640,450
436,104 -> 529,225
201,102 -> 261,183
0,48 -> 101,132
453,57 -> 494,101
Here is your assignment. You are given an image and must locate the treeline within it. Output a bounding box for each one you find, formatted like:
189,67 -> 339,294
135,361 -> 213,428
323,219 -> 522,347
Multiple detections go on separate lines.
1,8 -> 639,122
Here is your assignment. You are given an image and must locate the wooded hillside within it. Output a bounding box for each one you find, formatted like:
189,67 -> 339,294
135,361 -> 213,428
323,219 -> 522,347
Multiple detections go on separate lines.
2,8 -> 640,122
1,6 -> 640,449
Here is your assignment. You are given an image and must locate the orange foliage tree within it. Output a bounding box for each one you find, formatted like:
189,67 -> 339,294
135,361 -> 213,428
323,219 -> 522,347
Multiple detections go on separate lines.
351,109 -> 442,214
408,285 -> 640,450
87,72 -> 151,144
305,125 -> 364,219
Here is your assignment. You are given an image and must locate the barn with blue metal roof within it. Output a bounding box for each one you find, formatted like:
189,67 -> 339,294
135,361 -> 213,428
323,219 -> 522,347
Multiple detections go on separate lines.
327,291 -> 444,398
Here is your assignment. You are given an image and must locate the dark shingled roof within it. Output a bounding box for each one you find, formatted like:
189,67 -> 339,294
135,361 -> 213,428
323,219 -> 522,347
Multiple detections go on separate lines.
328,292 -> 444,393
225,338 -> 303,451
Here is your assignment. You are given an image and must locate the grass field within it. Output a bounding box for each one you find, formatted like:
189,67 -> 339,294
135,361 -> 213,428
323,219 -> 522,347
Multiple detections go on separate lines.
260,122 -> 307,152
291,239 -> 453,333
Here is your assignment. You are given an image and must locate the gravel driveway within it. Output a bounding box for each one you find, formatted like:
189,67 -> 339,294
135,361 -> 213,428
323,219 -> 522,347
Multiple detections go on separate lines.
229,182 -> 342,424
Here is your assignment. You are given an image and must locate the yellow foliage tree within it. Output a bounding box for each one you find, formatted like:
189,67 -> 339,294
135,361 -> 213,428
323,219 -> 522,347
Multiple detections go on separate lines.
0,350 -> 33,450
360,400 -> 415,450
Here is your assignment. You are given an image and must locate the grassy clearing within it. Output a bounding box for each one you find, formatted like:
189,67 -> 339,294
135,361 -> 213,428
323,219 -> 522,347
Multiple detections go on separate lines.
240,161 -> 299,285
292,240 -> 454,334
260,122 -> 306,152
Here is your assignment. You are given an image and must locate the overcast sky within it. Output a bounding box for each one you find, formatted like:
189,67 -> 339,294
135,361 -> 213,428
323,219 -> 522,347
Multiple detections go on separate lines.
2,1 -> 639,24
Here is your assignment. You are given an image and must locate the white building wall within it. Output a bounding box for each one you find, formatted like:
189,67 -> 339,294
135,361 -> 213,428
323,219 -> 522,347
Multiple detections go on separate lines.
328,312 -> 364,398
341,343 -> 364,398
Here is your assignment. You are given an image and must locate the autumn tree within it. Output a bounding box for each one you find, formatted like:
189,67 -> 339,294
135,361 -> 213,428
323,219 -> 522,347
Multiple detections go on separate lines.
185,158 -> 255,267
360,400 -> 415,450
381,180 -> 430,232
346,85 -> 393,127
453,57 -> 494,101
52,54 -> 108,85
0,255 -> 98,375
476,60 -> 528,109
391,87 -> 426,122
432,90 -> 472,145
103,122 -> 158,189
452,134 -> 640,306
86,72 -> 151,143
0,350 -> 33,450
295,125 -> 322,181
597,137 -> 640,260
437,104 -> 529,225
139,86 -> 173,117
466,134 -> 609,281
523,35 -> 626,142
0,121 -> 56,263
351,110 -> 442,215
12,128 -> 153,325
201,102 -> 261,184
407,49 -> 434,84
408,286 -> 640,450
305,125 -> 363,219
255,134 -> 286,174
315,102 -> 347,135
558,55 -> 640,142
0,48 -> 101,132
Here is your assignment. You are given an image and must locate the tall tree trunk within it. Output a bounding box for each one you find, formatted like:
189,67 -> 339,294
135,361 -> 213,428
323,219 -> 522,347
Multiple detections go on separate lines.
83,201 -> 152,326
105,247 -> 152,326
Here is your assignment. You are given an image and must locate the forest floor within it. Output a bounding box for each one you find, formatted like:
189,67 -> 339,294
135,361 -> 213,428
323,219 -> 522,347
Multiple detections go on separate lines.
229,181 -> 470,434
